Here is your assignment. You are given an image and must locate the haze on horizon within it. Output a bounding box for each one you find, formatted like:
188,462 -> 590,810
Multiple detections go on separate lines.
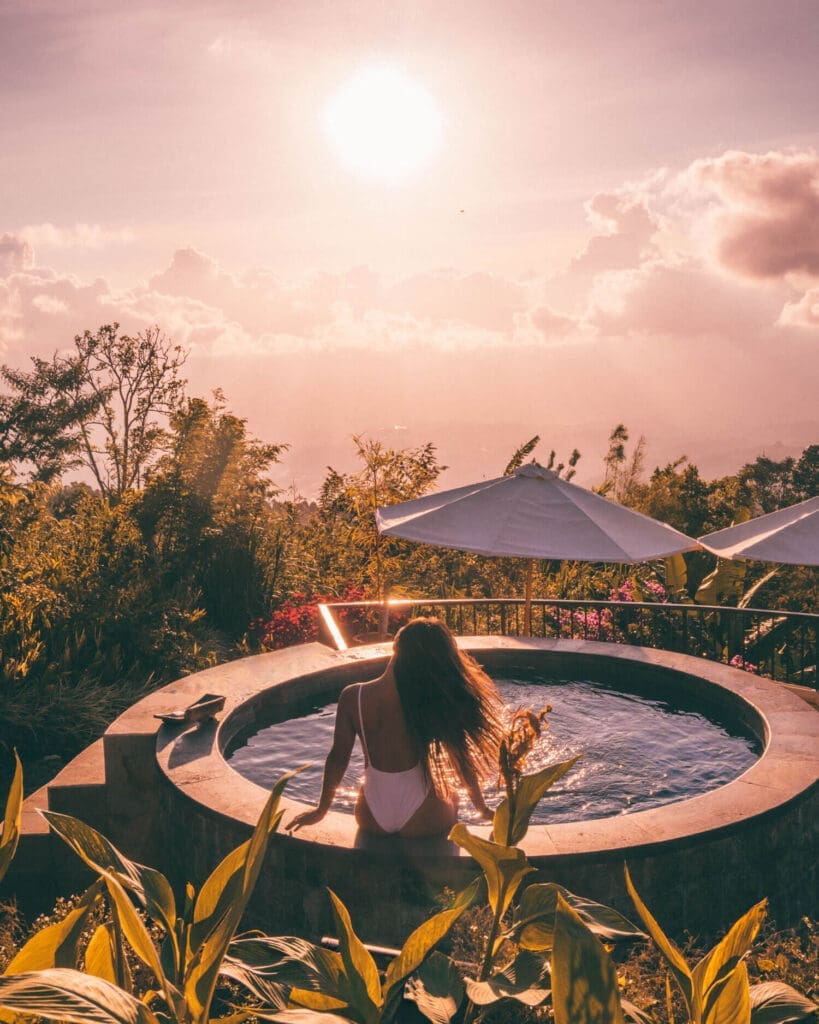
2,0 -> 818,498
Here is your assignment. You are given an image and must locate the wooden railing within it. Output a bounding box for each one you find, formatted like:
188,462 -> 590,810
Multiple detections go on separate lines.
317,598 -> 818,689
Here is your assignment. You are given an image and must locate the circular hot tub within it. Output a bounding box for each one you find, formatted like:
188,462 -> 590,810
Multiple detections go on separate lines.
150,638 -> 819,945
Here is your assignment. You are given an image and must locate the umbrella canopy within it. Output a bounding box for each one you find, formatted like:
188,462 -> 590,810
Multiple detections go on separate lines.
376,463 -> 699,563
699,495 -> 819,566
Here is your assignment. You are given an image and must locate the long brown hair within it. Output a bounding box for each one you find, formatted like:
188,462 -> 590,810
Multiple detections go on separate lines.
392,617 -> 505,796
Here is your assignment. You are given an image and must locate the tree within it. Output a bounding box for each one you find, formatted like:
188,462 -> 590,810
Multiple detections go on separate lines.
739,445 -> 819,514
599,423 -> 646,505
792,444 -> 819,501
0,358 -> 103,486
314,436 -> 444,599
1,324 -> 186,499
636,457 -> 711,537
138,391 -> 287,636
504,436 -> 581,479
739,454 -> 798,514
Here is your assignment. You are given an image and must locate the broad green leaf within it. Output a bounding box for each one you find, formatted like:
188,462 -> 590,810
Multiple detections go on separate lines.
0,751 -> 22,884
190,766 -> 302,956
190,842 -> 249,954
185,899 -> 246,1024
738,568 -> 779,609
226,935 -> 343,997
105,876 -> 177,1009
695,557 -> 746,606
383,877 -> 480,1006
552,895 -> 624,1024
0,969 -> 161,1024
493,756 -> 581,845
42,811 -> 179,977
185,775 -> 294,1024
703,960 -> 751,1024
217,958 -> 288,1010
515,883 -> 644,950
223,935 -> 342,1009
625,864 -> 693,1012
749,982 -> 819,1024
405,952 -> 464,1024
287,991 -> 348,1013
693,900 -> 766,1008
464,949 -> 550,1007
6,882 -> 103,973
85,924 -> 118,985
664,554 -> 688,595
449,823 -> 533,918
328,890 -> 381,1024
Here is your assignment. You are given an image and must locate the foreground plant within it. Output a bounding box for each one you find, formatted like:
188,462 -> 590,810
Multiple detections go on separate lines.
224,879 -> 481,1024
0,745 -> 815,1024
0,752 -> 22,885
439,712 -> 641,1024
624,867 -> 817,1024
0,768 -> 300,1024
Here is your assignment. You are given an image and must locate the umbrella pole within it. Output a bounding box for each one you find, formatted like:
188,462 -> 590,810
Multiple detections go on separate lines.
524,558 -> 534,636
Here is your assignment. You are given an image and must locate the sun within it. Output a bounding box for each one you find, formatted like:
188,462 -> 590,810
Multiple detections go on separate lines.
323,64 -> 443,184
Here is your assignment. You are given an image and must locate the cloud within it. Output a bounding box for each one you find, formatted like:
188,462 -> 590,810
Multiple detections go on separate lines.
778,287 -> 819,329
0,246 -> 112,360
588,258 -> 783,340
31,293 -> 70,315
0,234 -> 34,275
689,150 -> 819,279
567,148 -> 819,340
381,269 -> 529,331
149,249 -> 533,337
3,145 -> 818,386
528,305 -> 580,339
0,237 -> 548,367
20,222 -> 136,250
148,247 -> 337,337
569,192 -> 660,275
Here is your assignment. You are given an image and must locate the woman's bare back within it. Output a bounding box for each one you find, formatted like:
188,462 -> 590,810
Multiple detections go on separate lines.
354,678 -> 419,771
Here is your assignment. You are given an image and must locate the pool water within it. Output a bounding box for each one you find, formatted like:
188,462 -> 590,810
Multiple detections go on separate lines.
226,670 -> 761,824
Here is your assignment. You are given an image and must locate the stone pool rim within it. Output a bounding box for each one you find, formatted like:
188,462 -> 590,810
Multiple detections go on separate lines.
153,637 -> 819,861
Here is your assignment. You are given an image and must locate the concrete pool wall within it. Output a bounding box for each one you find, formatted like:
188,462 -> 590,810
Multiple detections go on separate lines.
6,638 -> 819,945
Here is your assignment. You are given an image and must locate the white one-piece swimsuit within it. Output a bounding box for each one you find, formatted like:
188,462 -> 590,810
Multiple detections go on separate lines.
357,684 -> 430,834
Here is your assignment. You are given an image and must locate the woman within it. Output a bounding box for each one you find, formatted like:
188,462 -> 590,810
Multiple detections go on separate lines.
287,617 -> 506,836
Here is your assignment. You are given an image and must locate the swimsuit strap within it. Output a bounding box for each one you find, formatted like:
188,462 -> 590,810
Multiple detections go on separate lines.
357,684 -> 370,765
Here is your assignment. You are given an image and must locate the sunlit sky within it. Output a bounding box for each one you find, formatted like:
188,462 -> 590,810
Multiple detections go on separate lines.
2,0 -> 818,495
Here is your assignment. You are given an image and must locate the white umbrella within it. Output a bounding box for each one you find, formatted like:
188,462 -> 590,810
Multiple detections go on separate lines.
376,463 -> 699,633
699,495 -> 819,566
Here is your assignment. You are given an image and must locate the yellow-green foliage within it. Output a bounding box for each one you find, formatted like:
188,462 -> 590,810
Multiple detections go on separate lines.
0,769 -> 297,1024
0,754 -> 816,1024
0,753 -> 21,885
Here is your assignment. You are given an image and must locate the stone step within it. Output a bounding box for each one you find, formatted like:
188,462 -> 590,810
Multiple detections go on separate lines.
1,785 -> 58,909
46,738 -> 108,832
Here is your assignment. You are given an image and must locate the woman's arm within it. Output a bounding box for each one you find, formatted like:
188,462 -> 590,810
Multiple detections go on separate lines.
287,686 -> 358,832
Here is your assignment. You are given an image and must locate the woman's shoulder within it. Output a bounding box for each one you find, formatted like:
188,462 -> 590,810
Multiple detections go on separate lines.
338,677 -> 385,713
337,680 -> 371,710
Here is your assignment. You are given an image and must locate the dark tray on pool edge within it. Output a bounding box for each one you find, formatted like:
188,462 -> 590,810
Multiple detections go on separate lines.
154,693 -> 226,725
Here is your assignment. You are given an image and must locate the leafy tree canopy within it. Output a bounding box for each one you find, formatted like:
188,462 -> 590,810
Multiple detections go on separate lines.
1,324 -> 186,499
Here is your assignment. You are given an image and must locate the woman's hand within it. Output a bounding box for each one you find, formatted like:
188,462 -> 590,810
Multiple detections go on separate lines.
470,792 -> 494,822
287,806 -> 326,832
476,801 -> 494,822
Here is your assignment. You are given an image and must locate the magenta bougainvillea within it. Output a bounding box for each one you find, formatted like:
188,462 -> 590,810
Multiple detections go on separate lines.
256,585 -> 369,650
729,653 -> 759,673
